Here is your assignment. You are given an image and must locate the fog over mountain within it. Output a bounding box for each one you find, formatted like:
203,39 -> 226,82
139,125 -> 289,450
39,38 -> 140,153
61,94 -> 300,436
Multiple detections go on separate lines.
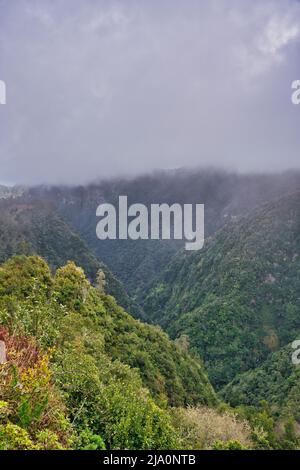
1,0 -> 300,185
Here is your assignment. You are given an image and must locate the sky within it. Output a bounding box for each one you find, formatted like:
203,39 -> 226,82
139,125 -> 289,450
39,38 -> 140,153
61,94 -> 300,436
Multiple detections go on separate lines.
0,0 -> 300,185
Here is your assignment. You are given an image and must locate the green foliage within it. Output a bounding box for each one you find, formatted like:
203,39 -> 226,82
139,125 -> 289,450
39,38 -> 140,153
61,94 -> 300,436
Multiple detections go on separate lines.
93,378 -> 178,450
0,199 -> 140,315
144,192 -> 300,389
40,170 -> 300,305
0,329 -> 72,450
221,344 -> 300,449
76,429 -> 106,450
0,255 -> 216,450
53,262 -> 90,311
0,180 -> 299,451
213,440 -> 247,450
0,423 -> 37,450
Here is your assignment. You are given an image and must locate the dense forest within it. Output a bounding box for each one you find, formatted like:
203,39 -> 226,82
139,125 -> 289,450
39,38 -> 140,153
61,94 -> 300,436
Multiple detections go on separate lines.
0,255 -> 254,450
0,170 -> 299,450
1,255 -> 298,450
25,169 -> 300,302
0,199 -> 139,317
143,191 -> 300,386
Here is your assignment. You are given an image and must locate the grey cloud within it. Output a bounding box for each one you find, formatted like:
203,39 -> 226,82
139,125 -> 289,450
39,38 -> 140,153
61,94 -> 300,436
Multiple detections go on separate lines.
0,0 -> 300,185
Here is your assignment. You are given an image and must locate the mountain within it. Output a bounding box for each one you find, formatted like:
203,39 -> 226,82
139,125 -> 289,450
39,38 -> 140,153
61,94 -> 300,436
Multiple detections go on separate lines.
1,172 -> 300,449
143,191 -> 300,388
0,199 -> 138,315
24,169 -> 300,302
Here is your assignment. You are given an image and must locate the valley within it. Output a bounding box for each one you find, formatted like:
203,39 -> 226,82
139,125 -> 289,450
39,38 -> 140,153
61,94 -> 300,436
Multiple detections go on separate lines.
0,168 -> 299,450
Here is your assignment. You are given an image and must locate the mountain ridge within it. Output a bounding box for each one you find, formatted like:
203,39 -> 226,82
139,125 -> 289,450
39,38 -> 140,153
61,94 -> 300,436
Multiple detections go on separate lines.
143,190 -> 300,387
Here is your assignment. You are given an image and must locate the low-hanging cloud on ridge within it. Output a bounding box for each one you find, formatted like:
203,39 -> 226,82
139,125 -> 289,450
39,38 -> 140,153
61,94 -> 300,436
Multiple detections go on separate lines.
0,0 -> 300,185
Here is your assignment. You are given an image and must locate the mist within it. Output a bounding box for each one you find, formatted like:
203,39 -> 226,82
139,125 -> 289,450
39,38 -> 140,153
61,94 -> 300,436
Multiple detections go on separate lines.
1,0 -> 300,185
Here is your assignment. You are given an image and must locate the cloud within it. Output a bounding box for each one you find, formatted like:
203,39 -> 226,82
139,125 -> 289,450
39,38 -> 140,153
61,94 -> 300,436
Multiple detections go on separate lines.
0,0 -> 300,185
261,18 -> 299,56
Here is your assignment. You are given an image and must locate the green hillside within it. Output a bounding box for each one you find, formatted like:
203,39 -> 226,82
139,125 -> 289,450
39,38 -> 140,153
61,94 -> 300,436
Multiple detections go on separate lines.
0,199 -> 138,316
144,191 -> 300,388
0,181 -> 299,450
221,342 -> 300,423
26,170 -> 300,302
0,255 -> 217,450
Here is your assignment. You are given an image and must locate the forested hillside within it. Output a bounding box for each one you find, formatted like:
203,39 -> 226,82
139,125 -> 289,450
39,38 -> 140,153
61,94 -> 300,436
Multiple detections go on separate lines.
144,191 -> 300,388
0,199 -> 138,316
25,169 -> 300,301
0,173 -> 299,450
221,342 -> 300,424
0,255 -> 223,450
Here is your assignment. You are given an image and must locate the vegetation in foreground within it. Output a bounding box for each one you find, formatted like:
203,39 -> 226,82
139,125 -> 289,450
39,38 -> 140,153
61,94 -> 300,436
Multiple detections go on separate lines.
1,256 -> 297,449
0,255 -> 211,450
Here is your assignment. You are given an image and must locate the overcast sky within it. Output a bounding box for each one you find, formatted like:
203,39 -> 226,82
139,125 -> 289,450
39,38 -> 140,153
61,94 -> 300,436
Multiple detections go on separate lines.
0,0 -> 300,185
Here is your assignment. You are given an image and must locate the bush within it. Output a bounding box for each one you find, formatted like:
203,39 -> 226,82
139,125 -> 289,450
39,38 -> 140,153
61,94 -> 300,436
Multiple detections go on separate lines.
0,327 -> 72,449
172,406 -> 253,450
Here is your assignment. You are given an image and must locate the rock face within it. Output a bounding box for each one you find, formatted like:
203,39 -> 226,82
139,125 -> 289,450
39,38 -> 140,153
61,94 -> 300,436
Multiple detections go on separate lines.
0,340 -> 6,364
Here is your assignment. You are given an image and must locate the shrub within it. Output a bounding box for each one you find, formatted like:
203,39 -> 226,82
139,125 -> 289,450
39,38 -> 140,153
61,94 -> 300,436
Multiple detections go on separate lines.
0,327 -> 72,449
172,406 -> 253,450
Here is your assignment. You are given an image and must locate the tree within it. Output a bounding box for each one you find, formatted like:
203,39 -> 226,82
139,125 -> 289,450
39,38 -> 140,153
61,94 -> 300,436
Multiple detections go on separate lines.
96,269 -> 106,294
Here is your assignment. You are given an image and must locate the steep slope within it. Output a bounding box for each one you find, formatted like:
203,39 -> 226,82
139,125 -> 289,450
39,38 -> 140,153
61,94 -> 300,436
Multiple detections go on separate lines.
143,191 -> 300,388
25,169 -> 300,301
221,342 -> 300,424
0,255 -> 216,409
0,199 -> 138,315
